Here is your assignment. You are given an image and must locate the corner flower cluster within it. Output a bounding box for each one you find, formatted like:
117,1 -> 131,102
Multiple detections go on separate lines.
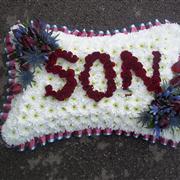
12,19 -> 59,90
139,58 -> 180,137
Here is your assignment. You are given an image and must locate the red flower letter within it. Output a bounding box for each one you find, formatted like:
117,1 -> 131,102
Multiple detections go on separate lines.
120,50 -> 162,93
79,52 -> 117,102
45,49 -> 78,101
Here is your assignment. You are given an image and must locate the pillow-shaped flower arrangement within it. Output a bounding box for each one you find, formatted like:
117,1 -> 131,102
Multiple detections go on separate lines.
1,19 -> 179,151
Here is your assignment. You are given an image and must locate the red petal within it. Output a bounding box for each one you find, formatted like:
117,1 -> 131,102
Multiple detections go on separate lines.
170,75 -> 180,86
120,51 -> 132,61
10,83 -> 22,94
171,58 -> 180,73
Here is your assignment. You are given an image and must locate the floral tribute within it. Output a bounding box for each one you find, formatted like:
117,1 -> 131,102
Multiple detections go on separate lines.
0,19 -> 180,151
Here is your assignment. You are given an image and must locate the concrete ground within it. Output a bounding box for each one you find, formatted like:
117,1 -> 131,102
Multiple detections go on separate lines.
0,0 -> 180,179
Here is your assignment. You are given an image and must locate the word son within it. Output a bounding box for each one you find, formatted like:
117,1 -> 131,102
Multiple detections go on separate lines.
45,49 -> 162,102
